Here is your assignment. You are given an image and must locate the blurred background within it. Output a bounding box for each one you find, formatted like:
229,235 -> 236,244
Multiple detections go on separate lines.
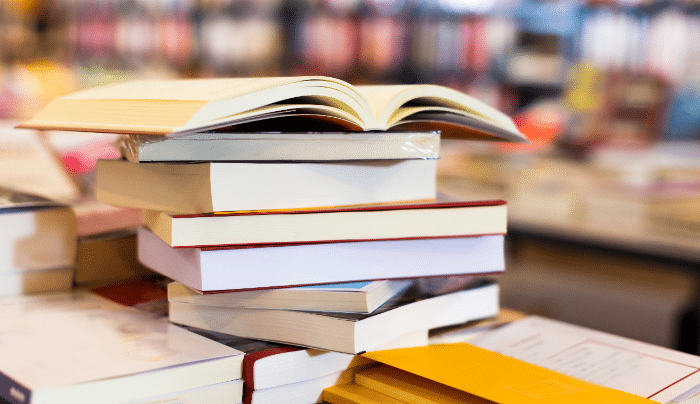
1,0 -> 700,352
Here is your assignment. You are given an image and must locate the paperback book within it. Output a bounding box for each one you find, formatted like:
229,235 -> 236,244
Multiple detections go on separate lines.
97,158 -> 437,214
0,292 -> 244,404
141,226 -> 504,291
118,131 -> 440,162
169,280 -> 499,354
168,279 -> 414,313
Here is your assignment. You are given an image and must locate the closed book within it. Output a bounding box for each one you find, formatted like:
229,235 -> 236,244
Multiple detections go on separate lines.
361,343 -> 654,404
169,280 -> 499,354
168,279 -> 414,313
183,326 -> 428,391
142,225 -> 504,292
0,266 -> 74,297
142,199 -> 507,248
97,158 -> 437,215
118,131 -> 440,162
0,292 -> 244,404
0,187 -> 76,274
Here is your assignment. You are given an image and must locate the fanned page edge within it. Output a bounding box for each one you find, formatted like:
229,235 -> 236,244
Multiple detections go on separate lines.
354,84 -> 526,142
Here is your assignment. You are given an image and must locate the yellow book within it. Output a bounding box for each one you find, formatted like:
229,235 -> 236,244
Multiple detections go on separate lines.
19,77 -> 526,142
362,343 -> 657,404
356,364 -> 493,404
323,384 -> 406,404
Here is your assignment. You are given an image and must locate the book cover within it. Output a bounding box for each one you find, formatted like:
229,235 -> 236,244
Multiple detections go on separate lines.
0,292 -> 244,404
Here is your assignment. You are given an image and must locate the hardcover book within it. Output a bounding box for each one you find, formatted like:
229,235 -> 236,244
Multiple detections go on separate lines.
142,199 -> 507,248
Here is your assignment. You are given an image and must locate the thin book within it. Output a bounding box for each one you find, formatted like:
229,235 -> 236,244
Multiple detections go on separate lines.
118,131 -> 440,162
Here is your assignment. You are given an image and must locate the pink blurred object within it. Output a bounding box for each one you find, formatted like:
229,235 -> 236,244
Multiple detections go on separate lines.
61,139 -> 120,175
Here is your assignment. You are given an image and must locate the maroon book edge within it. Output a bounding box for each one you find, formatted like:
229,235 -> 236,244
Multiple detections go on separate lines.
243,346 -> 302,391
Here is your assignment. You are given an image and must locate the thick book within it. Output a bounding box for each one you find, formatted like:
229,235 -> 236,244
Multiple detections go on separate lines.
118,131 -> 440,162
169,280 -> 499,354
0,187 -> 76,275
361,343 -> 653,404
0,292 -> 244,404
120,380 -> 243,404
142,199 -> 507,248
168,279 -> 414,312
19,77 -> 526,143
183,326 -> 427,391
141,225 -> 504,291
97,158 -> 437,214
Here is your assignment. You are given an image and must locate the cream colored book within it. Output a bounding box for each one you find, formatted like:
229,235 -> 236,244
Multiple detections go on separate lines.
19,77 -> 526,142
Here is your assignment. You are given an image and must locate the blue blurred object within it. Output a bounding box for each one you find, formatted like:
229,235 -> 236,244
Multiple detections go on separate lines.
665,86 -> 700,141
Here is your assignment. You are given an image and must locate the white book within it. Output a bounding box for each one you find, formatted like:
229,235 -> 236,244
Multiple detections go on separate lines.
118,131 -> 440,162
0,292 -> 244,404
183,326 -> 428,391
0,266 -> 74,297
247,365 -> 372,404
97,158 -> 437,215
125,380 -> 243,404
0,187 -> 76,273
139,226 -> 504,292
169,281 -> 499,354
474,316 -> 700,404
168,280 -> 413,313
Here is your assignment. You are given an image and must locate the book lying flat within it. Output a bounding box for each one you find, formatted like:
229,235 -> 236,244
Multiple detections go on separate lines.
244,366 -> 371,404
183,326 -> 427,391
126,380 -> 243,404
118,131 -> 440,162
169,280 -> 499,354
361,343 -> 653,404
141,225 -> 503,291
0,292 -> 245,404
474,316 -> 700,404
20,77 -> 526,143
142,199 -> 507,248
97,158 -> 437,215
352,364 -> 492,404
168,280 -> 414,313
0,187 -> 76,274
0,267 -> 74,297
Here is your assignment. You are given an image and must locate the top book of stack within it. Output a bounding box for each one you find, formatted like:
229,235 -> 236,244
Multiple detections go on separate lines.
19,76 -> 527,143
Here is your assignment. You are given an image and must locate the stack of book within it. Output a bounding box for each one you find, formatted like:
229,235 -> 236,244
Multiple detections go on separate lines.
16,76 -> 527,404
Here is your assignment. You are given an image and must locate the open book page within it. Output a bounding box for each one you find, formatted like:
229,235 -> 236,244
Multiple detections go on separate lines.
473,316 -> 700,403
353,85 -> 521,135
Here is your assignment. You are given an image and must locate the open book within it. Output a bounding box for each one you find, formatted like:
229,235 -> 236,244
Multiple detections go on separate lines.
19,77 -> 526,142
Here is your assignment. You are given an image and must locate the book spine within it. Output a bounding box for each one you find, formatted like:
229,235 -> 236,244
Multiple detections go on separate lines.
0,372 -> 32,404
